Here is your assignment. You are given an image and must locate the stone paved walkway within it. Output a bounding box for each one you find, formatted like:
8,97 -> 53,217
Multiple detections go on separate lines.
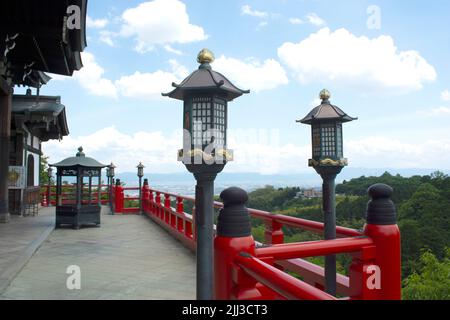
0,207 -> 55,294
0,207 -> 195,300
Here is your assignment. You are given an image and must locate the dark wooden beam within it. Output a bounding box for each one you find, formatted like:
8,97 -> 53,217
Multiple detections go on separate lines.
0,77 -> 11,96
0,90 -> 12,222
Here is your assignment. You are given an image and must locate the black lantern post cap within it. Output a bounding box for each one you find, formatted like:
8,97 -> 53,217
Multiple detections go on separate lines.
76,146 -> 85,157
108,162 -> 116,178
366,184 -> 397,225
47,166 -> 53,177
217,187 -> 252,238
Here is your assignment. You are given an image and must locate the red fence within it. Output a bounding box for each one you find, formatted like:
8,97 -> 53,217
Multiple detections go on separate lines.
40,182 -> 401,300
139,184 -> 401,300
41,185 -> 110,206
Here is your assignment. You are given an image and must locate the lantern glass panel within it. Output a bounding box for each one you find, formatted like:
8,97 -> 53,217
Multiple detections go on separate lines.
312,125 -> 321,158
213,98 -> 227,148
192,97 -> 212,148
336,123 -> 343,158
320,123 -> 337,158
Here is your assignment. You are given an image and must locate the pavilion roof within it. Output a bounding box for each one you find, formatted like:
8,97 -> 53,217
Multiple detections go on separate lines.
51,147 -> 107,169
12,93 -> 69,141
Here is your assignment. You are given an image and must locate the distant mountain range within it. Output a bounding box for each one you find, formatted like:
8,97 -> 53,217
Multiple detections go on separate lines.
112,168 -> 447,196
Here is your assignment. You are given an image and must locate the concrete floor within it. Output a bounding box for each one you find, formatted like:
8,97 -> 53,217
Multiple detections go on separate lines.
0,207 -> 195,300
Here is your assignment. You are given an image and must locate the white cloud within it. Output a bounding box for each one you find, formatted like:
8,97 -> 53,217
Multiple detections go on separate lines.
346,137 -> 450,169
214,55 -> 289,92
441,90 -> 450,101
60,51 -> 189,100
258,21 -> 269,29
289,18 -> 303,25
278,28 -> 437,93
73,52 -> 118,98
99,31 -> 115,47
43,127 -> 450,176
43,127 -> 184,174
120,0 -> 207,53
241,5 -> 268,18
431,107 -> 450,115
115,60 -> 188,100
86,16 -> 108,29
164,45 -> 183,55
305,13 -> 326,27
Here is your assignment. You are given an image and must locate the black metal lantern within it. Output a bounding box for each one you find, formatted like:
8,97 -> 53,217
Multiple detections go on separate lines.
137,162 -> 145,178
163,49 -> 249,165
47,166 -> 53,180
137,162 -> 145,214
107,162 -> 116,215
298,89 -> 357,296
162,49 -> 249,300
108,163 -> 116,178
298,89 -> 356,167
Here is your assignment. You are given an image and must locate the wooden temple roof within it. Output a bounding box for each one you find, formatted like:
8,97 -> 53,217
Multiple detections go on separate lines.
12,93 -> 69,142
0,0 -> 88,86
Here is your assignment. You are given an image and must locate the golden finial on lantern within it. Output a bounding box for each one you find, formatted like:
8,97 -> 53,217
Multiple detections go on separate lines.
320,89 -> 331,101
197,48 -> 215,64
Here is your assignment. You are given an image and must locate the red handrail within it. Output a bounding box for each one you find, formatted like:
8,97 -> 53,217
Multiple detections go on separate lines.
40,183 -> 401,300
255,237 -> 374,260
235,253 -> 337,300
147,188 -> 362,238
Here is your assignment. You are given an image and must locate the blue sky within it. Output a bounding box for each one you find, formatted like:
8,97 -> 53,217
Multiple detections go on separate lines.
20,0 -> 450,174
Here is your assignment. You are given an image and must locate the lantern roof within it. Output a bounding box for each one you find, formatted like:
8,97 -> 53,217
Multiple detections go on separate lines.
137,162 -> 145,169
51,147 -> 107,168
297,89 -> 357,125
162,49 -> 250,102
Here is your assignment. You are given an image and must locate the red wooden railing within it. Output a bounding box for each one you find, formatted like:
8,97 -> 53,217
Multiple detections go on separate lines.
138,184 -> 401,300
40,181 -> 401,300
41,185 -> 110,206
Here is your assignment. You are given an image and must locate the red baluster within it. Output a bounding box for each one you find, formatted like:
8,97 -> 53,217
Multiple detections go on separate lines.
164,194 -> 171,225
149,190 -> 154,215
176,197 -> 184,233
41,192 -> 47,207
142,183 -> 150,214
214,187 -> 264,300
115,181 -> 124,214
155,192 -> 161,219
265,220 -> 284,245
349,184 -> 401,300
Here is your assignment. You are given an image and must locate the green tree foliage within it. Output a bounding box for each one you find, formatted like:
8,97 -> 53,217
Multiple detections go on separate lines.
247,186 -> 300,212
40,155 -> 51,185
398,183 -> 450,276
247,171 -> 450,299
403,249 -> 450,300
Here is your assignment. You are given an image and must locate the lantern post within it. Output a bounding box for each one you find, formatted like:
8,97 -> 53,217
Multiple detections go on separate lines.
137,162 -> 145,214
298,89 -> 357,296
108,163 -> 116,214
47,166 -> 53,207
163,49 -> 249,300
